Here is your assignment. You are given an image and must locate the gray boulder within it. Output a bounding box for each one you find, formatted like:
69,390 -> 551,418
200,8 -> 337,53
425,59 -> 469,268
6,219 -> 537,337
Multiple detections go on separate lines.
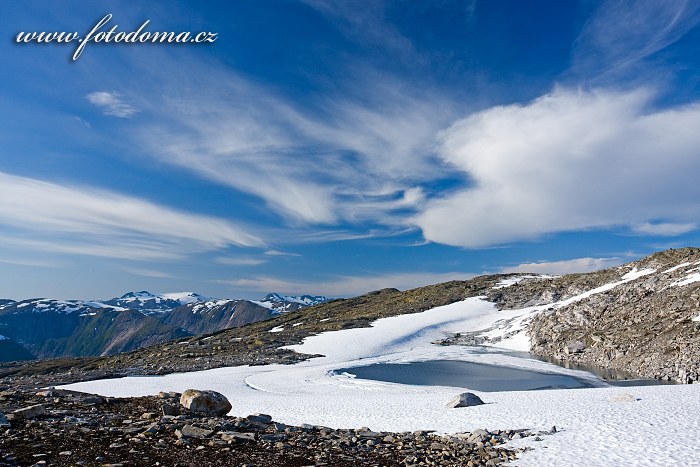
179,389 -> 232,416
565,341 -> 586,354
12,404 -> 45,420
446,392 -> 485,408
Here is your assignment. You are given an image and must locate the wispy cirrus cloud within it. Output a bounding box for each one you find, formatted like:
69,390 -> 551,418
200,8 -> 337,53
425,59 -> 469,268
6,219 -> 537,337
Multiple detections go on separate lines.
500,257 -> 623,275
86,91 -> 139,118
215,257 -> 267,266
413,88 -> 700,248
571,0 -> 700,80
124,268 -> 176,279
218,270 -> 474,297
264,250 -> 301,257
136,61 -> 452,228
0,171 -> 263,259
632,222 -> 697,236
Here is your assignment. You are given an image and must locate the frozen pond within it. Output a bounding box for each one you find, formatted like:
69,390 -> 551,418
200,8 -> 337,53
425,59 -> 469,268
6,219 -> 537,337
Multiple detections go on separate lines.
336,359 -> 675,391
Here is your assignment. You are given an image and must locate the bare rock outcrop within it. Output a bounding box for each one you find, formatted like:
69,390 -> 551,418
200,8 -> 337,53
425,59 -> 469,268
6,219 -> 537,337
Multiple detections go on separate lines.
528,248 -> 700,383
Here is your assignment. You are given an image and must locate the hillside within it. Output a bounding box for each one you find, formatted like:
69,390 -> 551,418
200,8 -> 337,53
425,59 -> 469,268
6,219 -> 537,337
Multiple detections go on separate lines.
528,248 -> 700,383
2,248 -> 700,388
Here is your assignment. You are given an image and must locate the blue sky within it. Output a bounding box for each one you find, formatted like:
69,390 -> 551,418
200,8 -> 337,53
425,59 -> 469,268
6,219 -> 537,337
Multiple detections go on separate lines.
2,0 -> 700,300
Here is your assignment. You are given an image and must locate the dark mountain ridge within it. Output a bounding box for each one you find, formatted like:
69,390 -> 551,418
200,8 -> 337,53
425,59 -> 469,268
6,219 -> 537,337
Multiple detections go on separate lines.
0,291 -> 328,362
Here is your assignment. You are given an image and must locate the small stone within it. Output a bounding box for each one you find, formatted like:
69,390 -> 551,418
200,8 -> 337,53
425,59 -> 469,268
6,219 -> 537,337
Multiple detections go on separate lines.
245,413 -> 272,424
220,431 -> 255,442
81,395 -> 106,405
273,422 -> 286,432
176,424 -> 215,439
162,403 -> 180,416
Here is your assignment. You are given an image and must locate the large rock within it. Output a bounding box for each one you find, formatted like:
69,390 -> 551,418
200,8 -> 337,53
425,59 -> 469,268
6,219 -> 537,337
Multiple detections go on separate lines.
179,389 -> 231,416
446,392 -> 485,408
12,404 -> 45,419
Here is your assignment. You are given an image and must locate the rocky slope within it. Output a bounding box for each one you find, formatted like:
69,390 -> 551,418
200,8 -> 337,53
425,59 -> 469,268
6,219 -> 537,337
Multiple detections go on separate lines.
0,302 -> 192,361
0,337 -> 35,363
162,299 -> 275,335
527,248 -> 700,384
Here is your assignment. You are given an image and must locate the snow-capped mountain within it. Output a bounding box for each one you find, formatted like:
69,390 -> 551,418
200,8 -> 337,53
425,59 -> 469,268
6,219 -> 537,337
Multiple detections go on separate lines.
0,290 -> 327,362
253,293 -> 331,313
102,291 -> 208,315
0,298 -> 191,361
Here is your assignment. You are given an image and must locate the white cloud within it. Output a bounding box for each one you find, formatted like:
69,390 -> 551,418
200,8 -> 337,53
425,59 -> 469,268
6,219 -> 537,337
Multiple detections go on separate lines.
501,257 -> 623,275
0,171 -> 263,259
125,268 -> 175,279
215,257 -> 267,266
138,65 -> 451,226
219,271 -> 475,297
0,257 -> 60,268
413,88 -> 700,247
632,222 -> 697,236
264,250 -> 301,257
86,91 -> 139,118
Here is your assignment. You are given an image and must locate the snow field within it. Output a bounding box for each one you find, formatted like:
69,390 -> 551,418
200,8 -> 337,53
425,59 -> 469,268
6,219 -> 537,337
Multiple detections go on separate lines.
62,276 -> 700,466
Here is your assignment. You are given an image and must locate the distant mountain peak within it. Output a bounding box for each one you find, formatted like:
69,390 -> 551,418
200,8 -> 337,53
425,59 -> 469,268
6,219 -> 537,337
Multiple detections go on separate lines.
120,291 -> 156,299
254,292 -> 330,313
159,292 -> 209,304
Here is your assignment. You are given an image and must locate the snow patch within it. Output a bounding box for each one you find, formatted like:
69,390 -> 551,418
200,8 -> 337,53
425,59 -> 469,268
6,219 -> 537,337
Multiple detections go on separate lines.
160,292 -> 207,304
662,262 -> 691,274
250,300 -> 274,310
269,326 -> 285,333
492,277 -> 526,289
621,267 -> 656,281
671,273 -> 700,288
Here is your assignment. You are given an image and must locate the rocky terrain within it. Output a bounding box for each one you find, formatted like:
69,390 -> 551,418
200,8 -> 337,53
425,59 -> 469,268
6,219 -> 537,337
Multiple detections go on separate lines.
437,248 -> 700,384
527,248 -> 700,384
0,386 -> 530,466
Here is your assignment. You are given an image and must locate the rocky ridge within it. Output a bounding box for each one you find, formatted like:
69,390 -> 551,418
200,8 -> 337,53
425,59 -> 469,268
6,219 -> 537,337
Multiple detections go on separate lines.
440,248 -> 700,383
527,248 -> 700,383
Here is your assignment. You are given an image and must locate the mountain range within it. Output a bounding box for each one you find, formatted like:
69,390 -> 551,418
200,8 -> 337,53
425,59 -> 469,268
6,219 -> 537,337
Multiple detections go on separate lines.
0,292 -> 330,362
